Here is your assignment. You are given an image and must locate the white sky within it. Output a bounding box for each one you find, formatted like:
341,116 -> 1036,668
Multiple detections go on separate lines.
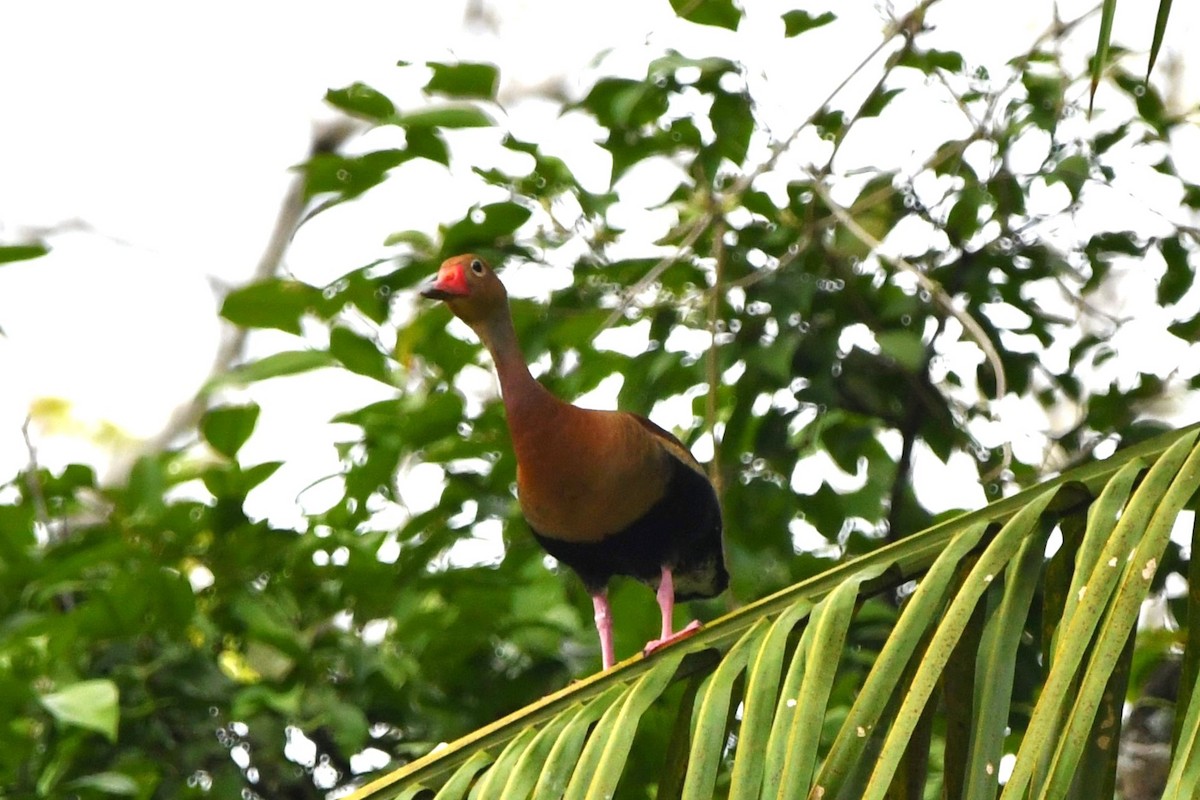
2,0 -> 1198,529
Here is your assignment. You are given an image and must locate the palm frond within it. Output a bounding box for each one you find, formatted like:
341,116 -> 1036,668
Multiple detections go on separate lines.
1090,0 -> 1177,113
351,424 -> 1200,800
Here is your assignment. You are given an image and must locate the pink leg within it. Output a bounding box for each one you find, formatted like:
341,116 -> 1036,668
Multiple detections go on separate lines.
643,566 -> 703,657
657,567 -> 675,640
592,591 -> 616,670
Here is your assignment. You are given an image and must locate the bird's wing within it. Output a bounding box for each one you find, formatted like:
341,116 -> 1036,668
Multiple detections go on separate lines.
627,413 -> 708,475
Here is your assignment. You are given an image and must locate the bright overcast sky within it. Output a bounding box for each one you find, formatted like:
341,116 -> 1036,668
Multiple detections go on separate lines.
2,1 -> 1198,524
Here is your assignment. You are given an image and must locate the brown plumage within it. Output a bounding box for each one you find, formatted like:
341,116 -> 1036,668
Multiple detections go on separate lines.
422,254 -> 728,670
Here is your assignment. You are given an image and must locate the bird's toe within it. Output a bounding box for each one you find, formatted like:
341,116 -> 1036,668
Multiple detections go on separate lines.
642,619 -> 704,657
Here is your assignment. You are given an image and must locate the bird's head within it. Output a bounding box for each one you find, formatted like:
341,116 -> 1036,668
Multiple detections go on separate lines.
421,254 -> 508,326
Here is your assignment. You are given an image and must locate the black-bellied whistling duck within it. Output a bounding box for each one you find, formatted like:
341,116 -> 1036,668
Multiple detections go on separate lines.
421,254 -> 728,670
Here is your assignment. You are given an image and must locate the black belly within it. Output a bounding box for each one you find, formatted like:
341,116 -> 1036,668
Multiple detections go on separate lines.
529,457 -> 728,600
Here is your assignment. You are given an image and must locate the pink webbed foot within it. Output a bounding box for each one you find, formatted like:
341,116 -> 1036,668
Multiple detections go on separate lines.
642,565 -> 704,657
643,619 -> 703,657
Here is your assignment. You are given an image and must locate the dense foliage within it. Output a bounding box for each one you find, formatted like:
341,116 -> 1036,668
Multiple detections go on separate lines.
2,1 -> 1198,797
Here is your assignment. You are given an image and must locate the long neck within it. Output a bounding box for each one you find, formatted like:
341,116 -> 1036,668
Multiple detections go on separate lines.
475,311 -> 561,431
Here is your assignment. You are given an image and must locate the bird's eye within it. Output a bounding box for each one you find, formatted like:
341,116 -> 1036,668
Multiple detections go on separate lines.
470,259 -> 485,275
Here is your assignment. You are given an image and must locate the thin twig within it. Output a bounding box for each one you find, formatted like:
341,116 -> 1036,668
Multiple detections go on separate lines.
725,231 -> 811,294
980,7 -> 1098,133
818,68 -> 894,180
597,216 -> 711,331
706,217 -> 726,499
732,1 -> 936,195
598,2 -> 933,332
20,415 -> 53,542
22,416 -> 78,609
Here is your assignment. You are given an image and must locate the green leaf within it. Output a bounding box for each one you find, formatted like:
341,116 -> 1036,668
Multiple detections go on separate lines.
1002,434 -> 1198,797
326,82 -> 396,122
398,106 -> 493,129
1049,154 -> 1090,202
1090,0 -> 1117,115
876,330 -> 924,372
301,150 -> 410,200
39,680 -> 119,741
498,710 -> 574,798
211,350 -> 336,388
782,9 -> 836,38
816,522 -> 991,794
401,127 -> 449,167
425,62 -> 500,99
232,685 -> 303,720
1157,236 -> 1193,306
201,403 -> 261,458
1115,71 -> 1170,134
1170,510 -> 1200,798
581,78 -> 668,131
1165,702 -> 1200,797
330,326 -> 391,383
1180,510 -> 1200,734
531,688 -> 626,799
125,455 -> 166,517
233,594 -> 307,659
221,278 -> 323,334
1170,315 -> 1200,342
337,392 -> 465,454
241,461 -> 283,492
669,0 -> 741,30
1022,70 -> 1066,131
327,701 -> 371,754
963,530 -> 1050,797
945,185 -> 984,241
1069,626 -> 1133,800
473,728 -> 538,797
1041,449 -> 1200,796
317,266 -> 393,324
1094,123 -> 1130,155
710,89 -> 753,165
859,86 -> 902,119
0,504 -> 35,560
576,651 -> 686,800
783,570 -> 881,795
729,601 -> 813,798
347,427 -> 1200,800
898,48 -> 965,74
0,243 -> 49,264
1147,0 -> 1175,80
812,106 -> 845,139
434,750 -> 493,799
441,202 -> 532,254
863,490 -> 1058,798
65,772 -> 140,795
682,624 -> 766,799
383,229 -> 436,252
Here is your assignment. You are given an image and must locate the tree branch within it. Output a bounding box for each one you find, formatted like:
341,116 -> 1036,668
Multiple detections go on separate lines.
706,216 -> 726,498
117,121 -> 358,476
20,415 -> 53,541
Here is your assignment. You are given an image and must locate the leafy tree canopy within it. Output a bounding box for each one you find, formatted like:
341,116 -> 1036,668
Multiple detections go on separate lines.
2,1 -> 1198,798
